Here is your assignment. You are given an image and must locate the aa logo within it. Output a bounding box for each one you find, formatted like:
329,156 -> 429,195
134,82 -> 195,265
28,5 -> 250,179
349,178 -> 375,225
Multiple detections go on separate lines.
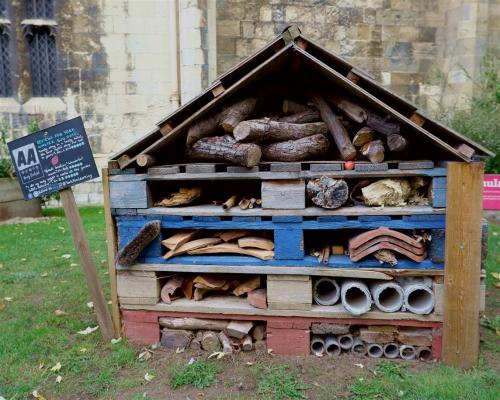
12,143 -> 41,171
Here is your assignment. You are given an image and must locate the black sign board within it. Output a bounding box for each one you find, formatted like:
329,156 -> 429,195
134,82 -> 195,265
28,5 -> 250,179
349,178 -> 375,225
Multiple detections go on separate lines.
7,116 -> 99,200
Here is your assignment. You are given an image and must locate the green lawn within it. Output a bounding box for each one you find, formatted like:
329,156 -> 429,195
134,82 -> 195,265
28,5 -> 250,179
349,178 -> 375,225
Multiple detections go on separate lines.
0,207 -> 499,399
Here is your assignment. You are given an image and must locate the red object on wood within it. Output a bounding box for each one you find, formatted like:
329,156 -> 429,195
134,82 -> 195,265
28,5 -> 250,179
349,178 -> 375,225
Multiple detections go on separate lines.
344,161 -> 355,170
247,288 -> 267,309
123,320 -> 160,344
267,327 -> 310,356
483,174 -> 500,210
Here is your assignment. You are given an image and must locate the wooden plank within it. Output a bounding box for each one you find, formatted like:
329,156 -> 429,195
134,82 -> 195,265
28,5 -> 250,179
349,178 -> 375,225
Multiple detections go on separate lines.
147,166 -> 180,175
346,70 -> 360,83
109,181 -> 151,208
355,162 -> 388,171
102,168 -> 121,336
109,174 -> 148,182
60,188 -> 116,341
270,163 -> 302,172
443,162 -> 483,368
267,275 -> 312,310
121,295 -> 443,322
185,164 -> 217,174
398,161 -> 434,170
117,271 -> 160,298
262,179 -> 305,209
211,83 -> 225,97
309,163 -> 343,172
410,112 -> 426,126
119,296 -> 159,305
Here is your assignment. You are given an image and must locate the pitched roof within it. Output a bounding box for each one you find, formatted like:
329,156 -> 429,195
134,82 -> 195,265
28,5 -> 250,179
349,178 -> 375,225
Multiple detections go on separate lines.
112,26 -> 493,168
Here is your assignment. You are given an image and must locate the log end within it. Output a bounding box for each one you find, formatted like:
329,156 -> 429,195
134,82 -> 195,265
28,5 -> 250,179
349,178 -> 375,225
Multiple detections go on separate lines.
233,121 -> 252,142
245,144 -> 262,167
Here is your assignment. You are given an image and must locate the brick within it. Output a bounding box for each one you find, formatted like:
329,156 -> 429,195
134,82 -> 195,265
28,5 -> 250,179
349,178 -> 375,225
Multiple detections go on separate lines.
432,328 -> 443,360
122,309 -> 158,323
267,327 -> 310,356
123,321 -> 160,344
267,318 -> 310,330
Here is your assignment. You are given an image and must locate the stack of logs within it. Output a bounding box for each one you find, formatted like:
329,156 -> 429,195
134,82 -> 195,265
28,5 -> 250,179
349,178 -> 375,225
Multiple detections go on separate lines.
160,317 -> 267,354
160,273 -> 267,309
162,230 -> 274,260
182,94 -> 408,168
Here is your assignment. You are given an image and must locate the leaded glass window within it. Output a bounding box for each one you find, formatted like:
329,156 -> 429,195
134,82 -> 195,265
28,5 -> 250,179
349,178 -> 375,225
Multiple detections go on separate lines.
26,0 -> 55,19
0,0 -> 11,97
27,26 -> 58,96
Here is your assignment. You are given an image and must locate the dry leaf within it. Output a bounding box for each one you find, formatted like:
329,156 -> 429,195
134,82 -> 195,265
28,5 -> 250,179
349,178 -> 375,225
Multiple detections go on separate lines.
491,272 -> 500,280
0,262 -> 3,268
41,272 -> 48,277
50,362 -> 62,372
54,309 -> 68,316
354,363 -> 364,368
144,373 -> 154,382
267,348 -> 274,356
496,328 -> 500,336
138,349 -> 152,361
79,348 -> 87,353
77,326 -> 99,335
495,282 -> 500,289
208,352 -> 225,359
86,302 -> 94,309
111,337 -> 122,344
56,375 -> 62,384
61,254 -> 71,259
4,297 -> 12,302
107,300 -> 112,305
70,263 -> 78,267
32,390 -> 47,400
21,258 -> 27,262
0,303 -> 5,311
39,362 -> 45,370
245,361 -> 254,366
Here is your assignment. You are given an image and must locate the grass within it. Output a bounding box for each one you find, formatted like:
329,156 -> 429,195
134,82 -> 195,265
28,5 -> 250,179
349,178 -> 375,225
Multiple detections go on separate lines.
0,207 -> 499,399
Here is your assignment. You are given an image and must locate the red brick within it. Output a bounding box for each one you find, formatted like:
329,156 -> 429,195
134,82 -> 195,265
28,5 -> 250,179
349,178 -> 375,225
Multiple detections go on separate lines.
267,327 -> 310,356
123,321 -> 160,344
267,317 -> 310,329
122,309 -> 158,323
432,328 -> 443,360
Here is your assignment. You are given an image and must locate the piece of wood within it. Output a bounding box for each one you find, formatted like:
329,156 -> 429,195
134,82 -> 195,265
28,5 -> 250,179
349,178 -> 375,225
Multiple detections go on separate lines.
282,99 -> 309,114
164,237 -> 222,259
352,127 -> 375,147
161,329 -> 193,349
410,112 -> 426,126
211,83 -> 225,97
261,134 -> 330,162
331,245 -> 344,255
311,93 -> 357,160
443,162 -> 483,368
190,339 -> 201,350
219,230 -> 251,242
279,109 -> 320,124
454,143 -> 475,159
159,317 -> 229,331
366,113 -> 400,135
186,135 -> 262,167
117,154 -> 130,169
241,334 -> 253,351
337,99 -> 367,123
188,243 -> 274,260
238,197 -> 251,210
102,168 -> 121,337
115,220 -> 161,267
220,97 -> 257,133
267,275 -> 312,310
226,320 -> 254,339
306,176 -> 348,209
156,187 -> 202,207
201,331 -> 222,352
137,154 -> 156,167
118,296 -> 159,305
162,230 -> 198,251
361,140 -> 385,163
247,288 -> 267,309
386,134 -> 408,153
110,181 -> 151,209
251,324 -> 266,341
117,271 -> 160,299
234,119 -> 327,143
346,70 -> 360,83
60,188 -> 116,341
238,237 -> 275,251
361,178 -> 411,206
218,331 -> 233,353
359,327 -> 396,343
185,164 -> 217,174
233,276 -> 261,296
310,323 -> 350,335
397,328 -> 432,347
222,195 -> 238,210
261,179 -> 305,209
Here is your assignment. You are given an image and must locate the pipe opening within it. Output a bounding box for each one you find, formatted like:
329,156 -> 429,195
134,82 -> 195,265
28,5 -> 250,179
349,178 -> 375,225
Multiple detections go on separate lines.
314,279 -> 340,305
352,343 -> 366,355
326,343 -> 341,356
338,335 -> 354,349
345,287 -> 370,309
383,343 -> 399,359
367,344 -> 383,358
379,287 -> 403,309
400,345 -> 416,359
407,288 -> 433,313
417,348 -> 432,361
311,341 -> 324,354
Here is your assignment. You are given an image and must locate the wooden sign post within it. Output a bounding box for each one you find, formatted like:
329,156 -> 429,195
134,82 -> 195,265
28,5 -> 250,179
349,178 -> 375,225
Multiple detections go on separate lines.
8,117 -> 116,341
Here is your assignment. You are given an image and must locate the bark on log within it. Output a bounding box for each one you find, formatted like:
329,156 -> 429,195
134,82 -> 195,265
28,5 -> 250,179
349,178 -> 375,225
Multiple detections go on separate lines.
325,93 -> 368,124
159,317 -> 228,331
201,331 -> 222,352
367,113 -> 400,135
361,140 -> 385,163
241,335 -> 253,352
218,331 -> 233,353
278,109 -> 320,124
306,176 -> 349,209
234,119 -> 327,143
251,324 -> 266,341
262,134 -> 330,162
282,99 -> 310,114
352,127 -> 375,147
186,115 -> 219,148
386,133 -> 408,153
310,94 -> 357,160
186,135 -> 262,167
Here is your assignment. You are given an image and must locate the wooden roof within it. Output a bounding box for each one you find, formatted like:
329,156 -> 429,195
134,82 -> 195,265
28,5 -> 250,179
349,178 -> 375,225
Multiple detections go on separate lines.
112,26 -> 493,168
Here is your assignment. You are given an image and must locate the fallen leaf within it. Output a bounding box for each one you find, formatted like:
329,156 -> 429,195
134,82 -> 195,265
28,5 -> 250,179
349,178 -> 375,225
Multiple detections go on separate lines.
21,258 -> 26,262
495,282 -> 500,289
61,254 -> 71,259
144,373 -> 154,382
267,348 -> 274,356
175,347 -> 185,354
77,326 -> 99,335
100,259 -> 106,264
70,263 -> 78,267
86,302 -> 94,309
138,349 -> 152,361
111,337 -> 122,344
54,309 -> 68,316
0,262 -> 3,268
354,363 -> 364,369
0,303 -> 5,311
492,272 -> 500,280
245,361 -> 254,366
56,375 -> 62,384
4,297 -> 12,302
41,272 -> 48,277
107,300 -> 112,305
79,348 -> 87,353
39,362 -> 45,370
32,390 -> 47,400
496,328 -> 500,336
208,352 -> 225,359
50,362 -> 62,372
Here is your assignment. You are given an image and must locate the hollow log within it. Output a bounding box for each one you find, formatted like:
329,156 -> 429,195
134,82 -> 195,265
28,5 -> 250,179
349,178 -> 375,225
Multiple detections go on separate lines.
306,176 -> 349,209
186,135 -> 262,167
310,93 -> 356,160
220,98 -> 257,133
366,113 -> 400,135
201,331 -> 222,352
262,134 -> 330,162
222,195 -> 238,210
361,140 -> 385,163
234,119 -> 327,143
352,127 -> 375,147
278,109 -> 320,124
386,133 -> 408,153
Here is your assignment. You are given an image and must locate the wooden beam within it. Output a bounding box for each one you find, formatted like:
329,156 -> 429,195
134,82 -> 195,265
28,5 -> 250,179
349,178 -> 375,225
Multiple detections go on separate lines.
346,70 -> 360,84
103,168 -> 122,336
159,122 -> 174,136
442,162 -> 483,368
211,83 -> 225,97
410,112 -> 426,126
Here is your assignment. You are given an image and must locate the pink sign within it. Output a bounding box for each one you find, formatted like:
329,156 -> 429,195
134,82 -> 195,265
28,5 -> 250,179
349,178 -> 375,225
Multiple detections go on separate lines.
484,174 -> 500,210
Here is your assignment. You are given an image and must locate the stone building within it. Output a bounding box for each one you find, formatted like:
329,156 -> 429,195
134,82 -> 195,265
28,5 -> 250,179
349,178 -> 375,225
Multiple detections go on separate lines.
0,0 -> 498,203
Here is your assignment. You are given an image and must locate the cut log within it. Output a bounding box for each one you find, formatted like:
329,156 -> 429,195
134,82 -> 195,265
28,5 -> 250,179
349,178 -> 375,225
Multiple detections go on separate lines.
201,331 -> 222,352
367,113 -> 400,135
136,154 -> 156,168
361,140 -> 385,163
161,329 -> 193,349
190,339 -> 201,350
326,93 -> 368,124
386,133 -> 408,153
279,109 -> 320,124
159,317 -> 229,331
188,243 -> 274,260
156,187 -> 202,207
186,135 -> 262,167
282,99 -> 310,114
219,230 -> 251,242
232,276 -> 261,296
361,178 -> 412,207
352,127 -> 375,147
164,237 -> 222,259
262,134 -> 330,162
238,197 -> 251,210
226,320 -> 254,339
234,119 -> 327,143
220,98 -> 257,133
161,230 -> 198,251
310,93 -> 357,160
306,176 -> 348,209
237,236 -> 275,251
186,115 -> 220,147
222,195 -> 238,210
218,331 -> 233,353
251,324 -> 266,341
247,288 -> 267,309
241,335 -> 253,352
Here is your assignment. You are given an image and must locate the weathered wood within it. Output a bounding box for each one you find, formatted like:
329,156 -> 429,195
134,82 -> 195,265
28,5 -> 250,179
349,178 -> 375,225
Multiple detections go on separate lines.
60,188 -> 116,341
201,331 -> 222,352
186,115 -> 218,147
262,134 -> 329,162
218,331 -> 233,353
115,221 -> 161,267
185,164 -> 217,174
454,143 -> 475,159
361,140 -> 385,163
310,93 -> 356,160
188,243 -> 274,260
164,238 -> 222,259
336,99 -> 367,123
222,195 -> 238,210
234,119 -> 327,143
159,317 -> 229,331
352,127 -> 375,147
238,237 -> 275,251
219,230 -> 251,242
247,288 -> 267,309
220,97 -> 257,133
282,99 -> 309,114
251,324 -> 266,341
386,134 -> 408,153
361,178 -> 411,206
278,109 -> 320,124
233,276 -> 262,296
241,334 -> 253,351
366,113 -> 400,135
267,275 -> 312,311
306,176 -> 348,209
137,154 -> 156,167
156,187 -> 203,207
187,135 -> 262,167
261,180 -> 305,209
397,328 -> 432,347
161,230 -> 198,251
161,329 -> 193,349
443,162 -> 483,368
110,181 -> 151,208
226,320 -> 254,339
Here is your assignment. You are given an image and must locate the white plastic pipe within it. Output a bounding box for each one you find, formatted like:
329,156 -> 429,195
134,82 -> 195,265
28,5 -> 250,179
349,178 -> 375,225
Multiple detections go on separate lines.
399,345 -> 416,360
367,343 -> 384,358
338,334 -> 354,350
370,282 -> 404,313
351,338 -> 367,356
341,279 -> 372,315
416,346 -> 432,361
402,283 -> 435,315
324,335 -> 341,356
313,277 -> 341,306
383,343 -> 399,359
310,335 -> 326,356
